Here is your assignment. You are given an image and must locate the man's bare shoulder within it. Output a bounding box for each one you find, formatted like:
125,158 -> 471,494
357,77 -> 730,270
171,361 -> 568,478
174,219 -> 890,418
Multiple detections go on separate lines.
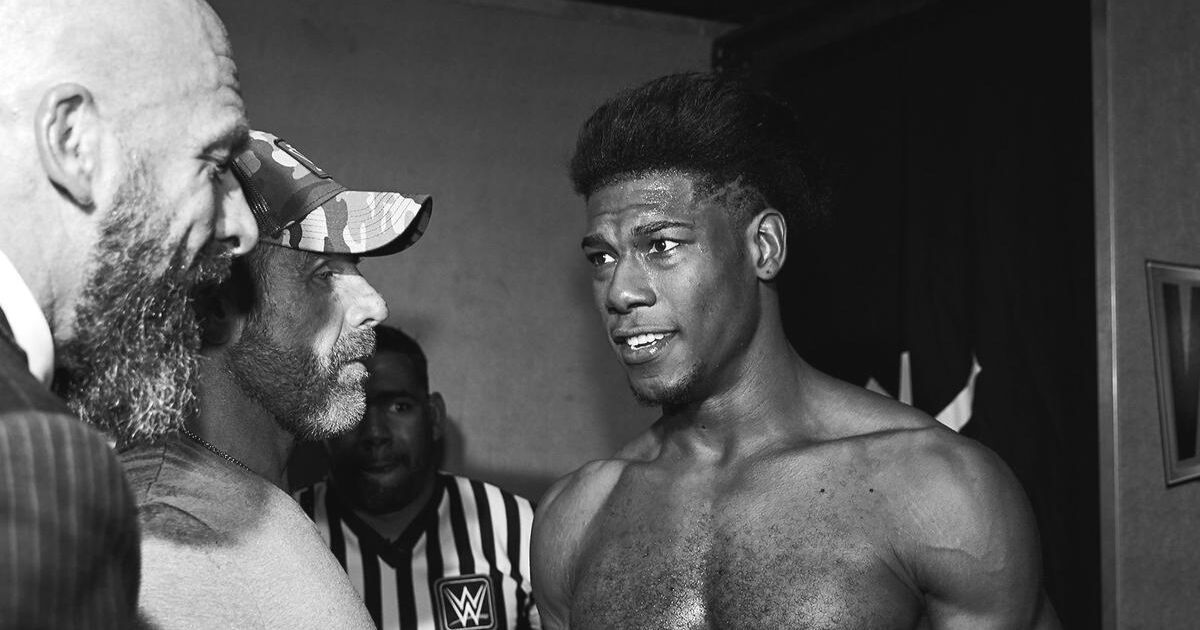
774,378 -> 1053,626
815,374 -> 943,436
532,428 -> 666,628
899,433 -> 1054,626
805,383 -> 1028,525
537,427 -> 663,529
825,413 -> 1053,627
896,429 -> 1038,563
775,377 -> 1036,556
538,459 -> 621,523
867,421 -> 1028,528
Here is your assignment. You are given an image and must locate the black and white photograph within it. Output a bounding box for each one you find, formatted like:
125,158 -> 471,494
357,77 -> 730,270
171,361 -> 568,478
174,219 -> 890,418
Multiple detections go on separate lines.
0,0 -> 1189,628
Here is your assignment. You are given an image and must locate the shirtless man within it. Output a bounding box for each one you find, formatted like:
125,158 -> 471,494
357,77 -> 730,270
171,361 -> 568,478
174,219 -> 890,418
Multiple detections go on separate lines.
532,72 -> 1060,629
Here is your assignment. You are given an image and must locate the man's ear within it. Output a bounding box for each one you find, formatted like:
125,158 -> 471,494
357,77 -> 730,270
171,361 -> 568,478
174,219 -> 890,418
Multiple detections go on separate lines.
35,83 -> 101,209
748,208 -> 787,281
428,392 -> 446,442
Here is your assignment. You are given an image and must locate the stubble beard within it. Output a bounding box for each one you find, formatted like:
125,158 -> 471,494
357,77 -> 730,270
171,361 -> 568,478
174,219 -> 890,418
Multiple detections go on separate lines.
342,459 -> 433,516
628,362 -> 703,409
227,323 -> 376,442
54,158 -> 232,448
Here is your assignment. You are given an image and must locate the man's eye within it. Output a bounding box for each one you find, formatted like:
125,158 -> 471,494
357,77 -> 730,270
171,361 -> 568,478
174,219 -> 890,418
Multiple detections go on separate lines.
208,160 -> 231,182
390,401 -> 414,414
586,252 -> 615,267
649,239 -> 680,254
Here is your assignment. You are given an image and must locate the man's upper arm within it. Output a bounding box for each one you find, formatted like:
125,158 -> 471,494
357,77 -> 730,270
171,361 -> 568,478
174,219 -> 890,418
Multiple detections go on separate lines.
531,473 -> 580,630
903,437 -> 1061,630
531,459 -> 624,630
138,529 -> 260,628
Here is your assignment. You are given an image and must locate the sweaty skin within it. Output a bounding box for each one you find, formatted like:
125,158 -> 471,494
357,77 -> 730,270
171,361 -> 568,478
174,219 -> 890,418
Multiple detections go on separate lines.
532,173 -> 1060,629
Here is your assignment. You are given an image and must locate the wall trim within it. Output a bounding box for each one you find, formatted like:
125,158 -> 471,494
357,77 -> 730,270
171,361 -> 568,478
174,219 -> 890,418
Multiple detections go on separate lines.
1091,0 -> 1118,627
448,0 -> 734,38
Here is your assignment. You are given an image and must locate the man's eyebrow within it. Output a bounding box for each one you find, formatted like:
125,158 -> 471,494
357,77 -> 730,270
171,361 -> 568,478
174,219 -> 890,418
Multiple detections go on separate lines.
631,220 -> 693,237
229,124 -> 251,155
369,389 -> 417,400
298,252 -> 322,271
203,120 -> 251,157
580,233 -> 609,250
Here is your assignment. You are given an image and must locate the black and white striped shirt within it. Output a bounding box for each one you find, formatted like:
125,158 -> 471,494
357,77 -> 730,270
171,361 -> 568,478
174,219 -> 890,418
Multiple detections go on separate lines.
296,474 -> 539,630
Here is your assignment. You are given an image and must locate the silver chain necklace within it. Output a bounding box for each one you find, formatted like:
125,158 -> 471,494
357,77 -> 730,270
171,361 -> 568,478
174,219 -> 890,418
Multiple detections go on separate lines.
180,426 -> 253,474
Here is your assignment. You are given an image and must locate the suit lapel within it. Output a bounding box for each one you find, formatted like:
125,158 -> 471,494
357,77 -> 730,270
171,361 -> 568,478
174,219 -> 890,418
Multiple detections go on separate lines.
0,306 -> 29,367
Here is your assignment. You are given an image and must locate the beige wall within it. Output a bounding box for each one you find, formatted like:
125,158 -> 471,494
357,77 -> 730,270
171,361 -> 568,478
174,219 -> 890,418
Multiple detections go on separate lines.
208,0 -> 721,499
1096,0 -> 1200,626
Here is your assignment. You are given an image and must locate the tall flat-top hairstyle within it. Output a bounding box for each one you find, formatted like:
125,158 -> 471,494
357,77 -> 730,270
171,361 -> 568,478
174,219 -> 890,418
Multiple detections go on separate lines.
569,72 -> 821,227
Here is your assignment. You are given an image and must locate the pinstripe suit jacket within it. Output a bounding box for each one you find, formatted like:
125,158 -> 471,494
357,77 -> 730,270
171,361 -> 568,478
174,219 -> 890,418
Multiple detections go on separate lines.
0,308 -> 140,629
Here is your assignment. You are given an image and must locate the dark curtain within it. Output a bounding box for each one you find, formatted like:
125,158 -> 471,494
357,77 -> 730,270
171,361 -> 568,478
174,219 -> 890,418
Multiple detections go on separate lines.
715,1 -> 1098,627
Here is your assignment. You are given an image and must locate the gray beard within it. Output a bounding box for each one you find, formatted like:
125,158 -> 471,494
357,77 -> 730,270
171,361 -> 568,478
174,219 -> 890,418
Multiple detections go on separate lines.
226,322 -> 374,442
54,159 -> 231,448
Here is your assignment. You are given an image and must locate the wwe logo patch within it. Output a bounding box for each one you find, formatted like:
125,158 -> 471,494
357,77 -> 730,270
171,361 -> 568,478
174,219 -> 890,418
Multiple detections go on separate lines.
435,575 -> 496,630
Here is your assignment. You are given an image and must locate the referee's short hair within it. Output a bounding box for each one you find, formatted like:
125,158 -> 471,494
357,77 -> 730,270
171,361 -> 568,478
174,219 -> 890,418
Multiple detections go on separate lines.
375,325 -> 429,394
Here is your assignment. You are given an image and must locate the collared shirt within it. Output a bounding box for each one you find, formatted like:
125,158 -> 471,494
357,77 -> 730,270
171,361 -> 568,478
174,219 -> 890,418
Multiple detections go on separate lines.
295,475 -> 540,630
0,248 -> 54,384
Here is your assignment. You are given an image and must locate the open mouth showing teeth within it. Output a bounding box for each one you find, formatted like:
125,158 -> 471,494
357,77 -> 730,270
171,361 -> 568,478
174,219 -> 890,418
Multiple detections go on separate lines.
624,333 -> 668,350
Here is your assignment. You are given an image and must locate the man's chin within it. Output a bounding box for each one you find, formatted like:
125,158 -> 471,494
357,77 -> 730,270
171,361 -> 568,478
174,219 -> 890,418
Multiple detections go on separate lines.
56,251 -> 205,446
357,464 -> 410,487
338,361 -> 369,386
350,476 -> 427,515
313,414 -> 364,441
291,389 -> 365,442
628,367 -> 702,408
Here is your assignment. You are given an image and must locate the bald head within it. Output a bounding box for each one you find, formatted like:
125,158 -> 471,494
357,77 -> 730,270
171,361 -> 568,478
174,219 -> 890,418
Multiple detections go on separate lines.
0,0 -> 237,144
0,0 -> 256,331
0,0 -> 262,444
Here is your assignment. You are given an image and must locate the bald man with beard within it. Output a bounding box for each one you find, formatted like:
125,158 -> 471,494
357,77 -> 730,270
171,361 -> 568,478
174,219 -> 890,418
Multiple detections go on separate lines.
0,0 -> 259,627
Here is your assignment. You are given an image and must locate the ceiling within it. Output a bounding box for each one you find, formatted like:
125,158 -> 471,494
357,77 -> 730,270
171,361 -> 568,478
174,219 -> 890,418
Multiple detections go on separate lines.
574,0 -> 805,25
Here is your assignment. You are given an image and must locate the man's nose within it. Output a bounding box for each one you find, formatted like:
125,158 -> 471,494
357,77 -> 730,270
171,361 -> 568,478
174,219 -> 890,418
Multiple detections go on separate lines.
344,275 -> 389,329
360,406 -> 392,447
214,170 -> 259,256
604,257 -> 656,315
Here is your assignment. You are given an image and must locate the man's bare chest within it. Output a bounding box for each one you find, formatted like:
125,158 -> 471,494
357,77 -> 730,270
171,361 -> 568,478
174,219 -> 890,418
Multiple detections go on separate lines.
567,467 -> 923,629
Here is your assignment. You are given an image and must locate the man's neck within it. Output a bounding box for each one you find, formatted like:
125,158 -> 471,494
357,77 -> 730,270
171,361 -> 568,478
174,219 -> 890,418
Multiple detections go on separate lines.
656,319 -> 819,459
191,356 -> 295,489
0,209 -> 90,339
0,247 -> 56,383
349,478 -> 438,542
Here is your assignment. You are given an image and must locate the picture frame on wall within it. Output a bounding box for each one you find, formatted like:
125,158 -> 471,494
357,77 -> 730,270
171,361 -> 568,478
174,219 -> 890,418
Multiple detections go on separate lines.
1147,260 -> 1200,486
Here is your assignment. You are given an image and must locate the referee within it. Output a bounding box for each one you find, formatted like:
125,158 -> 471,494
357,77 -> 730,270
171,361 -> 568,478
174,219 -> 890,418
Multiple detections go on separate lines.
296,325 -> 539,630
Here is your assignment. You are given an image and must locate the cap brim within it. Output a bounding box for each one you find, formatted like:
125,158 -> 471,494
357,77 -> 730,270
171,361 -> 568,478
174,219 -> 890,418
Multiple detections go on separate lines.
268,191 -> 432,256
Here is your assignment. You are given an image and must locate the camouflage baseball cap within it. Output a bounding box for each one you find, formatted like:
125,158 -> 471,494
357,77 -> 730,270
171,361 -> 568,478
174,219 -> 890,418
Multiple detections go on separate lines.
231,130 -> 431,256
